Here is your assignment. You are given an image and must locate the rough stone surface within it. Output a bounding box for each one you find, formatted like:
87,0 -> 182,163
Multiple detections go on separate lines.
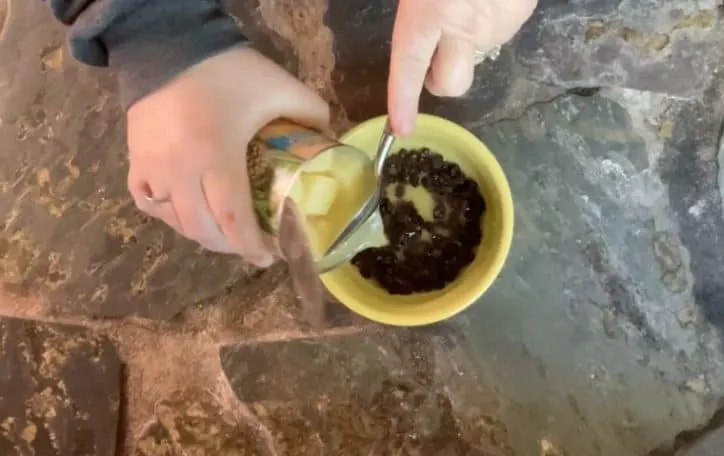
517,0 -> 721,98
133,388 -> 275,456
0,316 -> 121,456
0,1 -> 255,320
220,328 -> 514,455
464,88 -> 724,456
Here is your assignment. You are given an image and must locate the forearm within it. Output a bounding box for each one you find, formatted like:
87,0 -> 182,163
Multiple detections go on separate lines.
47,0 -> 248,109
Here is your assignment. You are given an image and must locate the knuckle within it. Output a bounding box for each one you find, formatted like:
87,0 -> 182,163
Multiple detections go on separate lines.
447,80 -> 473,97
427,66 -> 474,98
425,81 -> 445,97
397,52 -> 432,73
179,138 -> 216,156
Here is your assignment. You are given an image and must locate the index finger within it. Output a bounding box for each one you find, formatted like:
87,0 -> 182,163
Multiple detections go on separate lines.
388,0 -> 441,136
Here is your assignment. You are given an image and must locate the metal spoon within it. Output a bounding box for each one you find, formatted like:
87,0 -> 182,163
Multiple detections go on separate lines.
373,119 -> 397,176
323,119 -> 396,256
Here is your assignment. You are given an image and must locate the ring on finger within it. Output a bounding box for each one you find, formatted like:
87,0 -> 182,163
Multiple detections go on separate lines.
144,194 -> 172,204
140,182 -> 172,205
474,45 -> 501,65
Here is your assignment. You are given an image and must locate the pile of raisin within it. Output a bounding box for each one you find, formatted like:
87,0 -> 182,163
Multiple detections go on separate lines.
351,148 -> 486,295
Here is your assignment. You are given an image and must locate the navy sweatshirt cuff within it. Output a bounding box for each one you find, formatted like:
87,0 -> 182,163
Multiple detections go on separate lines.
99,0 -> 248,110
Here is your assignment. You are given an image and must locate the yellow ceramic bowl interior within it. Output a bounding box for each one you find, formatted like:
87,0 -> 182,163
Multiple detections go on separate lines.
322,114 -> 514,326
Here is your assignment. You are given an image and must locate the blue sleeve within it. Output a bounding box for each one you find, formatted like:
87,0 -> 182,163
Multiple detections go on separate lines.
47,0 -> 248,109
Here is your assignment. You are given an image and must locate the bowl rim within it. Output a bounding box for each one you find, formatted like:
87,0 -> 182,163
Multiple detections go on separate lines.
323,113 -> 515,326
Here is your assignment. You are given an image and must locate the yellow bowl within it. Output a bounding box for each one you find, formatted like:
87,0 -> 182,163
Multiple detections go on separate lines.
322,114 -> 514,326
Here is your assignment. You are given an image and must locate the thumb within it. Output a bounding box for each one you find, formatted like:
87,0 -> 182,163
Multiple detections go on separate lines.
425,36 -> 476,98
388,0 -> 440,136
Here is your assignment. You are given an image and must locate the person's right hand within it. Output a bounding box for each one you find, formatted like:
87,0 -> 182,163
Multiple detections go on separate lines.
126,46 -> 330,267
388,0 -> 537,135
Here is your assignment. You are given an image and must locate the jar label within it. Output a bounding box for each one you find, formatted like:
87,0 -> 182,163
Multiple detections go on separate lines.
256,121 -> 336,161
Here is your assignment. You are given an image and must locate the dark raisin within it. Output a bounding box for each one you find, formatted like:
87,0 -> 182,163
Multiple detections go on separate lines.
441,241 -> 460,259
429,173 -> 444,189
386,163 -> 399,179
443,162 -> 461,178
358,262 -> 375,279
449,197 -> 464,211
397,201 -> 423,226
384,153 -> 400,167
462,201 -> 477,221
459,248 -> 476,266
430,154 -> 444,169
417,152 -> 430,166
439,261 -> 458,282
419,174 -> 430,188
408,172 -> 421,187
432,225 -> 451,238
432,203 -> 446,221
465,223 -> 483,246
394,281 -> 416,295
395,183 -> 405,198
469,192 -> 486,215
385,281 -> 407,295
351,249 -> 377,278
379,198 -> 393,217
402,227 -> 422,244
385,223 -> 404,245
455,179 -> 476,196
376,250 -> 396,268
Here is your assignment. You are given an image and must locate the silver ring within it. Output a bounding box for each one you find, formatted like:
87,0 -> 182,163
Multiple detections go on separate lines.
139,182 -> 172,204
144,194 -> 172,204
474,45 -> 501,65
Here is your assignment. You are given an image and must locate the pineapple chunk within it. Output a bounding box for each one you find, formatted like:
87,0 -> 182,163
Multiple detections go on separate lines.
329,152 -> 367,193
303,149 -> 336,173
300,174 -> 338,216
305,217 -> 331,255
288,180 -> 305,204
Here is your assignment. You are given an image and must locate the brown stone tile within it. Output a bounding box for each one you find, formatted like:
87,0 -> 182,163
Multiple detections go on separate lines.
0,316 -> 122,456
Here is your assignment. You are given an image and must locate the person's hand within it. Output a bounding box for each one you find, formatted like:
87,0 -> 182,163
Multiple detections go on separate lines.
126,47 -> 330,267
388,0 -> 537,135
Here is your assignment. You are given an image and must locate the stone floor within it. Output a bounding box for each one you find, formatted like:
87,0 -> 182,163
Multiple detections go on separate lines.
2,0 -> 724,454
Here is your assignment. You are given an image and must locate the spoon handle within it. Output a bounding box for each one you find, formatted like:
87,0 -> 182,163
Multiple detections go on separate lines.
374,119 -> 396,177
321,119 -> 396,258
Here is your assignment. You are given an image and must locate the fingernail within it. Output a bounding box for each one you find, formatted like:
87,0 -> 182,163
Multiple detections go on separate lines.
253,254 -> 274,268
391,115 -> 413,137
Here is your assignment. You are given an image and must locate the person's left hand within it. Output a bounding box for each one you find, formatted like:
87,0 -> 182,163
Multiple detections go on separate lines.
388,0 -> 538,135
